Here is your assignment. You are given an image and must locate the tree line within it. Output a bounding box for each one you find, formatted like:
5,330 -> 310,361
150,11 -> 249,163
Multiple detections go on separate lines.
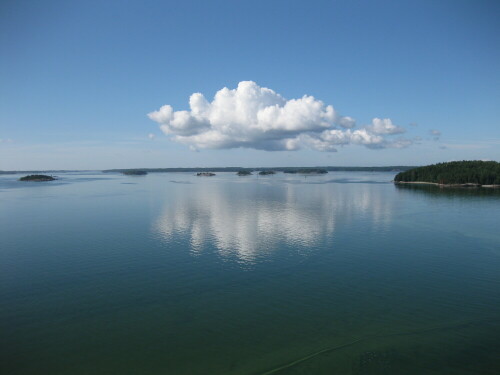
394,161 -> 500,185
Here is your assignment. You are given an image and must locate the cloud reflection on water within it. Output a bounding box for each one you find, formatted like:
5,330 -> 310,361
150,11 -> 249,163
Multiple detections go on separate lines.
153,179 -> 394,263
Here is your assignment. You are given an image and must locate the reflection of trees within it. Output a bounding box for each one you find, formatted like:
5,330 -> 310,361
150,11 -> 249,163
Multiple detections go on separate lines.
395,184 -> 500,200
154,181 -> 395,263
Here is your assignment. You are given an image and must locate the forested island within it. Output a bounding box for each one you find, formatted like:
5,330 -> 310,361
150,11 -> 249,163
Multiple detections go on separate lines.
237,170 -> 252,176
19,175 -> 56,182
197,172 -> 216,176
122,170 -> 147,176
102,166 -> 413,174
259,171 -> 276,175
394,161 -> 500,187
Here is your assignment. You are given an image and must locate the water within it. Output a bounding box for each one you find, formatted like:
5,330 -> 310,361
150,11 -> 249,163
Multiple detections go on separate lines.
1,171 -> 499,374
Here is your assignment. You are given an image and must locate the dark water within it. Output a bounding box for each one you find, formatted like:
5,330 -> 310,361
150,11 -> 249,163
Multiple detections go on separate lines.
1,171 -> 499,374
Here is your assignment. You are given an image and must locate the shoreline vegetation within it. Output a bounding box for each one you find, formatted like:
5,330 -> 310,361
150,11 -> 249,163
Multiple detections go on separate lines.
196,172 -> 216,176
237,170 -> 252,176
102,166 -> 413,174
394,181 -> 500,188
394,161 -> 500,188
19,174 -> 56,182
122,170 -> 147,176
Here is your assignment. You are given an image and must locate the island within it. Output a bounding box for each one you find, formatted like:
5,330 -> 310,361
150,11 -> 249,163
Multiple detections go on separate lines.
102,166 -> 414,174
284,168 -> 328,174
19,174 -> 56,182
394,161 -> 500,187
122,170 -> 147,176
197,172 -> 216,176
237,170 -> 252,176
258,171 -> 276,175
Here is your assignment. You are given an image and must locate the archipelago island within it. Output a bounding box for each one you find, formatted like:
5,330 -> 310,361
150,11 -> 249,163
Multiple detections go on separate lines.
19,175 -> 56,182
122,170 -> 148,176
394,161 -> 500,187
258,170 -> 276,175
197,172 -> 216,176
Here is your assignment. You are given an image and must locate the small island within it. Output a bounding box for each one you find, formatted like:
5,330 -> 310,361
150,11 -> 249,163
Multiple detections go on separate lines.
197,172 -> 216,176
284,168 -> 328,174
122,170 -> 147,176
258,171 -> 276,175
19,174 -> 56,182
394,161 -> 500,187
237,170 -> 252,176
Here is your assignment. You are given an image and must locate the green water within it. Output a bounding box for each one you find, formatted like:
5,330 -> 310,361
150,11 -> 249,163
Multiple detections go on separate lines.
1,171 -> 499,374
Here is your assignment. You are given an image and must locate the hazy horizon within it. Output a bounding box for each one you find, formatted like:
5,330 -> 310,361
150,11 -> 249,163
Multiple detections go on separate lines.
1,164 -> 419,172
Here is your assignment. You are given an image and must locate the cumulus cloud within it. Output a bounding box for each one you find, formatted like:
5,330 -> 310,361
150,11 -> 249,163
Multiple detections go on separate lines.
365,118 -> 406,135
148,81 -> 412,152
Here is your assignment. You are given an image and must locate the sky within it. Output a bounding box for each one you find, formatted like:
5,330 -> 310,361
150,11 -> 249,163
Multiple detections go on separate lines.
0,0 -> 499,170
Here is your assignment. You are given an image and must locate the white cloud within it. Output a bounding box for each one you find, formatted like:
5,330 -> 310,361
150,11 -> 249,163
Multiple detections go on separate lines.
430,129 -> 442,141
148,133 -> 156,140
148,81 -> 411,152
338,116 -> 356,128
430,129 -> 441,136
365,118 -> 406,135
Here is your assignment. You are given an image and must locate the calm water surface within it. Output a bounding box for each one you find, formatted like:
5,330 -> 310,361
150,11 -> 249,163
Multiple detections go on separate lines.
1,171 -> 499,374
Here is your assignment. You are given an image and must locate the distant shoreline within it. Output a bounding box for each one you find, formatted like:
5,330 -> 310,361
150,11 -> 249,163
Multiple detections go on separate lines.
394,181 -> 500,188
1,166 -> 415,175
102,166 -> 414,173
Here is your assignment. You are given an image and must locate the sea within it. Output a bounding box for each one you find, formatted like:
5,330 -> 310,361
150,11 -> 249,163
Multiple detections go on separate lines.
1,171 -> 499,374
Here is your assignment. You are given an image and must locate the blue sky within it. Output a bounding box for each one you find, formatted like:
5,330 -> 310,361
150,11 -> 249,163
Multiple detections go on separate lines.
0,0 -> 498,170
